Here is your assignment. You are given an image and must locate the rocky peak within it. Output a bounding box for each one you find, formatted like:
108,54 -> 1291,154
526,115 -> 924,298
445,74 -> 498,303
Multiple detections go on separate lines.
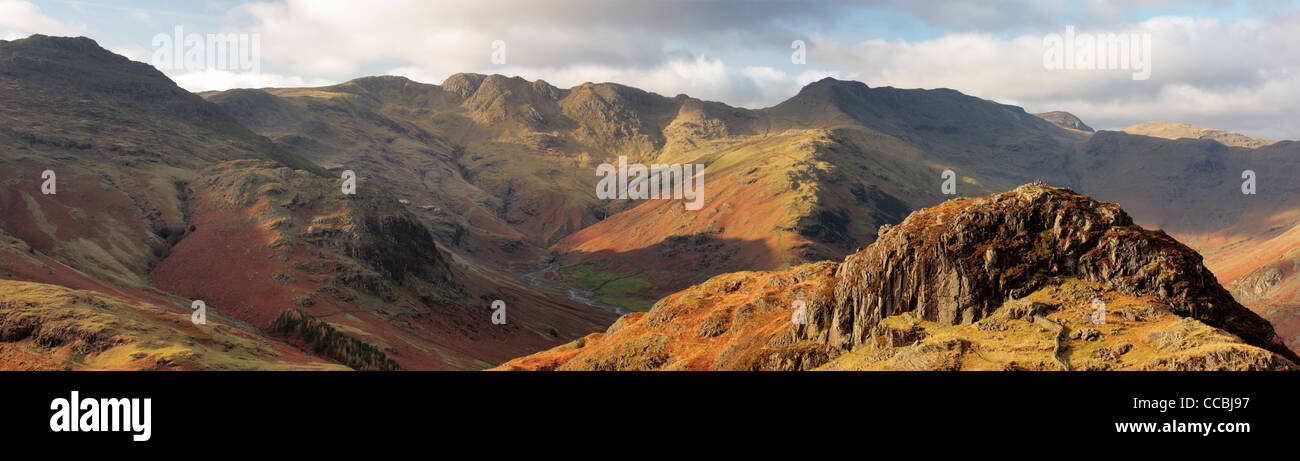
558,82 -> 658,145
441,72 -> 488,99
798,185 -> 1296,362
1034,111 -> 1094,132
440,73 -> 570,129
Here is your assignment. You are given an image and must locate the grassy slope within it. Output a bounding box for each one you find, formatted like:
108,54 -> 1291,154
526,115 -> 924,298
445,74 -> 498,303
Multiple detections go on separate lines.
0,279 -> 345,370
147,160 -> 614,369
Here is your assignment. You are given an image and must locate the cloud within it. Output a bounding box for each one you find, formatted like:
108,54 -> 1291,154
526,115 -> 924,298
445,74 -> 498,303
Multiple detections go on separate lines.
228,0 -> 837,75
0,0 -> 86,40
810,14 -> 1300,139
167,69 -> 336,92
89,0 -> 1297,140
880,0 -> 1068,33
211,0 -> 847,106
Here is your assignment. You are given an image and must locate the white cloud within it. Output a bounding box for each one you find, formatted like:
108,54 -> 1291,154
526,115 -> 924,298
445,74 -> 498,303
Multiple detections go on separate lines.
810,15 -> 1300,139
167,69 -> 336,92
0,0 -> 85,40
131,0 -> 1296,140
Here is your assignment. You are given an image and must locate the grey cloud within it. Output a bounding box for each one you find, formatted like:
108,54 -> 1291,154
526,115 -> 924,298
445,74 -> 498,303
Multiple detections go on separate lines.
202,0 -> 1299,139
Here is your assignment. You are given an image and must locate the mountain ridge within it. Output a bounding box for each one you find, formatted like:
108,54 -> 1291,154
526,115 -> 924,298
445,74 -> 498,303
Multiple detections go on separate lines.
206,64 -> 1300,349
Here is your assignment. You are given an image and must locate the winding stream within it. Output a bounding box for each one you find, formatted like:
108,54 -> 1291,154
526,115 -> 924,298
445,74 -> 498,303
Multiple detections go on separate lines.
522,263 -> 631,315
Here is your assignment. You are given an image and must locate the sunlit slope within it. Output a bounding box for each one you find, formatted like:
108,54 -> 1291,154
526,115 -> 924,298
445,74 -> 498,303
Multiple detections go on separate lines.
552,78 -> 1089,309
211,69 -> 1300,349
0,279 -> 346,371
550,128 -> 943,309
500,186 -> 1295,371
1124,122 -> 1277,149
1221,220 -> 1300,353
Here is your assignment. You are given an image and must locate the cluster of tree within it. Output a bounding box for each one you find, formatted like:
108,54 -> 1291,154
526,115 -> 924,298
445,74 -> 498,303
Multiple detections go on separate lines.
270,309 -> 403,371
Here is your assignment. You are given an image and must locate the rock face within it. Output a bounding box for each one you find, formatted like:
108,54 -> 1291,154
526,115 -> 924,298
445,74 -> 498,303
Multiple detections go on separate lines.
797,185 -> 1295,363
1034,111 -> 1094,132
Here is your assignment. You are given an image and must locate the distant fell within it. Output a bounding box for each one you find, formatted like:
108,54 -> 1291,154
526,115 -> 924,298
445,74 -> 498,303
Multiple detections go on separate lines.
1124,122 -> 1276,148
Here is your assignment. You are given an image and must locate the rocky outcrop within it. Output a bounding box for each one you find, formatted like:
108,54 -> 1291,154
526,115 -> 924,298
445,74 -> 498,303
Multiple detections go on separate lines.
796,185 -> 1297,364
196,160 -> 465,303
1034,111 -> 1094,132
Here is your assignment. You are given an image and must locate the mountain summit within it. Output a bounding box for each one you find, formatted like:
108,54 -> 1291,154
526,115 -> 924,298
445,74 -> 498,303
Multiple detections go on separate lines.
1122,122 -> 1276,148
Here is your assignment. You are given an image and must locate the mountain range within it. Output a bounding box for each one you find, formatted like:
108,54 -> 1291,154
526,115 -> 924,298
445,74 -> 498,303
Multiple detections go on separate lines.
2,34 -> 1297,370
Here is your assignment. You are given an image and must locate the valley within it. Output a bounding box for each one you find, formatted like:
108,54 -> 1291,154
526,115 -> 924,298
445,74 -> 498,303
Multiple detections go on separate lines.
2,34 -> 1298,370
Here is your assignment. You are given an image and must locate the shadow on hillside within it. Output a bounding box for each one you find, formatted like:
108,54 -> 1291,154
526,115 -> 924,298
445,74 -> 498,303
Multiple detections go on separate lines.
554,232 -> 784,306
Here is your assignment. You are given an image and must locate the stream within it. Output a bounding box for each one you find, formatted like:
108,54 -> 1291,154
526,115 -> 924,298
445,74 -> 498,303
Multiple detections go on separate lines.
521,263 -> 631,315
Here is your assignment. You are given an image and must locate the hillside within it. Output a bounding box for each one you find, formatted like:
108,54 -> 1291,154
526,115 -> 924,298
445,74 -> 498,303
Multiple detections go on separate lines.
211,76 -> 1091,313
498,186 -> 1296,370
0,35 -> 318,290
213,74 -> 1300,345
0,35 -> 356,370
0,36 -> 613,370
1066,131 -> 1300,352
148,160 -> 612,369
1222,221 -> 1300,352
202,74 -> 712,270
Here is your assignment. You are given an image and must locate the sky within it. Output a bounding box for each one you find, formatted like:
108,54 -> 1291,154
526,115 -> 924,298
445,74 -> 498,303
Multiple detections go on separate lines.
2,0 -> 1298,140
